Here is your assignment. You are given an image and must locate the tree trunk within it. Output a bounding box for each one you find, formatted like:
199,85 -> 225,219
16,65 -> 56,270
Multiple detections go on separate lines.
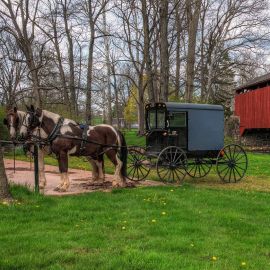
137,75 -> 145,135
111,64 -> 120,129
0,143 -> 11,200
159,0 -> 169,102
85,39 -> 94,124
142,0 -> 155,103
85,34 -> 95,124
103,7 -> 112,125
175,2 -> 181,100
185,0 -> 202,102
63,4 -> 77,116
52,22 -> 71,112
28,58 -> 42,108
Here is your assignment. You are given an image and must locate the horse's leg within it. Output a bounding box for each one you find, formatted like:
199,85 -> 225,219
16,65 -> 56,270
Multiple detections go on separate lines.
86,157 -> 99,182
55,151 -> 70,192
105,149 -> 126,187
96,154 -> 105,183
38,149 -> 47,190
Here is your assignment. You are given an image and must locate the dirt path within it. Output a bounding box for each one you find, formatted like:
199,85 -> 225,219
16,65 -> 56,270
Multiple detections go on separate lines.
4,159 -> 164,196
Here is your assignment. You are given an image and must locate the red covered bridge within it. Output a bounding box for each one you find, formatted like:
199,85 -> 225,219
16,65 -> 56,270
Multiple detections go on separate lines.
235,73 -> 270,136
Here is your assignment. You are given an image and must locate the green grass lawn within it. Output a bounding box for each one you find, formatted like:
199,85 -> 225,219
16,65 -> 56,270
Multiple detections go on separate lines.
1,185 -> 270,270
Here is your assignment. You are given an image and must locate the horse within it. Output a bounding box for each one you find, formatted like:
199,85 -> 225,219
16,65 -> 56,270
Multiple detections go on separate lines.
19,105 -> 127,192
3,107 -> 48,189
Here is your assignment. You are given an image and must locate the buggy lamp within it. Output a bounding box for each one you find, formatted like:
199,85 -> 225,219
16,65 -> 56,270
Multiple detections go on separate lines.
220,150 -> 225,157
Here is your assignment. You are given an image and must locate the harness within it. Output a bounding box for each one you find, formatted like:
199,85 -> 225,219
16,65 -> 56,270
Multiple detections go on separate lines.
79,125 -> 89,155
47,117 -> 64,143
23,111 -> 124,158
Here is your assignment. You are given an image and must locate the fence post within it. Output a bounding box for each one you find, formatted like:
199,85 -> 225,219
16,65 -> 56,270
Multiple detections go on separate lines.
34,144 -> 39,193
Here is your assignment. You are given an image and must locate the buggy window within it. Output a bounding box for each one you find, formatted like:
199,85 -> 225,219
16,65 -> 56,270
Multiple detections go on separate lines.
149,110 -> 156,129
157,110 -> 166,128
147,109 -> 166,129
169,112 -> 186,127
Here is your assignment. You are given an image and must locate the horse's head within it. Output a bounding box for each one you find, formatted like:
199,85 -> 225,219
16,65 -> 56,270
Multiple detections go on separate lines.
3,107 -> 20,140
19,105 -> 42,139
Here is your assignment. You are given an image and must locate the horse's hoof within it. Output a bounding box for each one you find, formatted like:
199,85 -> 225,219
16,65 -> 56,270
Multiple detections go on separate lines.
39,183 -> 46,189
112,181 -> 126,188
59,184 -> 69,192
53,186 -> 61,192
95,178 -> 104,184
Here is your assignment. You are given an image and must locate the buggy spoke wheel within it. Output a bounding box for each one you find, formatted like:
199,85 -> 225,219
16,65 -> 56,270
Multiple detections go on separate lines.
186,158 -> 212,178
216,144 -> 248,183
156,146 -> 187,183
126,148 -> 150,181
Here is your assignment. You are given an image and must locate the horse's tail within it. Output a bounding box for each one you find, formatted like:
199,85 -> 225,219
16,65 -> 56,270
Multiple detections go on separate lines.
117,130 -> 127,177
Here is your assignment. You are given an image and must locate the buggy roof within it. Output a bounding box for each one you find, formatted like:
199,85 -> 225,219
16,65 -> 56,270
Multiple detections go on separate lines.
164,102 -> 223,111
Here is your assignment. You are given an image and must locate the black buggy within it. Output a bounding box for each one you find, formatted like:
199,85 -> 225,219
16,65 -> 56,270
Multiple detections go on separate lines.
127,102 -> 248,183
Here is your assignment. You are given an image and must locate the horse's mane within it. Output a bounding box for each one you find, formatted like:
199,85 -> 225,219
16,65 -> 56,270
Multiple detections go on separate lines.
42,109 -> 77,125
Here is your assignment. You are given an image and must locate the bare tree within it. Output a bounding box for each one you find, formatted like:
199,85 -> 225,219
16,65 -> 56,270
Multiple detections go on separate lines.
159,0 -> 169,101
102,2 -> 113,124
141,0 -> 155,103
0,0 -> 46,107
185,0 -> 202,102
81,0 -> 109,124
0,144 -> 11,200
0,33 -> 26,107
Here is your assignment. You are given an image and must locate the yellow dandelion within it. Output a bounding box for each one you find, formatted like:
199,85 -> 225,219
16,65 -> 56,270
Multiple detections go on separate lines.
151,219 -> 156,223
161,212 -> 166,215
122,226 -> 126,230
212,256 -> 217,261
241,262 -> 246,266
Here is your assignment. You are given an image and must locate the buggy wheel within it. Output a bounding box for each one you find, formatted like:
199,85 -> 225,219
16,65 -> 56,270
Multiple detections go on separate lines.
186,158 -> 212,178
216,144 -> 248,183
126,148 -> 150,181
156,146 -> 187,183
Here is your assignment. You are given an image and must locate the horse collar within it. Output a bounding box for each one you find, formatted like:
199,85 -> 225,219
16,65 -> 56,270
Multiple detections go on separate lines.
47,117 -> 64,142
79,124 -> 89,155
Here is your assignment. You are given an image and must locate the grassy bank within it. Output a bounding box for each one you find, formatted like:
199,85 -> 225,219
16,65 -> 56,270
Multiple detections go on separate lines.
0,185 -> 270,269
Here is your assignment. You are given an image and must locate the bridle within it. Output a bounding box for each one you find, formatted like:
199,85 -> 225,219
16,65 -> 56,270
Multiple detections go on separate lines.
22,109 -> 64,144
6,113 -> 19,130
23,111 -> 40,128
21,110 -> 41,139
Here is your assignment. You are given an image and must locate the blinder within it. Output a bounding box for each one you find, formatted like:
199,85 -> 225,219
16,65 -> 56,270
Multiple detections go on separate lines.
26,110 -> 41,130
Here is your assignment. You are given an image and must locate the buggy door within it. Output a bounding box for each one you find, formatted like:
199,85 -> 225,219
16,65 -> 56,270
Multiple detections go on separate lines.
168,112 -> 187,149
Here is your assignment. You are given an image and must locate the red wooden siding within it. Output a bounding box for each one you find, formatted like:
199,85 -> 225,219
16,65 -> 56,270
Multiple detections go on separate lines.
235,86 -> 270,135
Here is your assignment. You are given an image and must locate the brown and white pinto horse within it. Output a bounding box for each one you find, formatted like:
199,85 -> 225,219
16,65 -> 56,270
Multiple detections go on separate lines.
19,105 -> 127,192
3,107 -> 25,140
3,107 -> 48,189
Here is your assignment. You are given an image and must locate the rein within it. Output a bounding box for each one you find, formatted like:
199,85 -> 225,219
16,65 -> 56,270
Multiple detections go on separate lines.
25,113 -> 64,145
57,134 -> 128,150
23,110 -> 131,154
46,117 -> 64,143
